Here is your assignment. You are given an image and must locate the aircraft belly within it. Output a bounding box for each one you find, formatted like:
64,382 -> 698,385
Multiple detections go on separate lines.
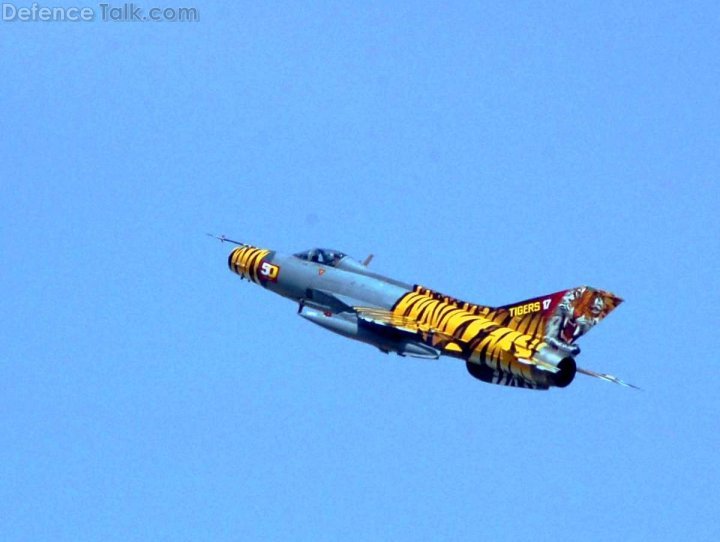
299,306 -> 359,338
300,305 -> 439,359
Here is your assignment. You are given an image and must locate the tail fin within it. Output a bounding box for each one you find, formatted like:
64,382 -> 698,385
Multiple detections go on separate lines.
493,286 -> 623,354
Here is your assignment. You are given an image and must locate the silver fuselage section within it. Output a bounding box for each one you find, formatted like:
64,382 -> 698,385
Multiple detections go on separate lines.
248,251 -> 439,358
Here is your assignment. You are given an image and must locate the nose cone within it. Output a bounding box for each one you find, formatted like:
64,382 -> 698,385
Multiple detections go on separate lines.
228,245 -> 271,283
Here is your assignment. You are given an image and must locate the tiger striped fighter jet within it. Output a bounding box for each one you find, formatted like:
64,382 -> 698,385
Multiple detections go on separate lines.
213,235 -> 636,390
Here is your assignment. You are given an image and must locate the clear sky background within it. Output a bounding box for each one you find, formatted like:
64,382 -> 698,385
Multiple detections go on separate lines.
1,2 -> 718,540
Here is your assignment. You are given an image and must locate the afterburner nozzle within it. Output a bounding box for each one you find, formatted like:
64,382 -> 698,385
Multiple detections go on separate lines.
550,356 -> 577,388
531,347 -> 577,388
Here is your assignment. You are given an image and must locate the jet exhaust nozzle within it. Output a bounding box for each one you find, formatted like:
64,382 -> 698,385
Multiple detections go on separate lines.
550,356 -> 577,388
531,347 -> 577,388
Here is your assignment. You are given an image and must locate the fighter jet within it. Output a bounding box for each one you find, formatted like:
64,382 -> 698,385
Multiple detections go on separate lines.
212,235 -> 636,390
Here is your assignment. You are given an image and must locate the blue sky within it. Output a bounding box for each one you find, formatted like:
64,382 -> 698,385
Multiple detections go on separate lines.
1,2 -> 718,540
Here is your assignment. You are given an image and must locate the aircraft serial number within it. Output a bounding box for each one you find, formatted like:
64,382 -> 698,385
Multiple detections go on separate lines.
259,261 -> 280,281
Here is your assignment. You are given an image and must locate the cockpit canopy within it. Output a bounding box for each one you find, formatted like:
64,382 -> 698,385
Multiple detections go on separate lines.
293,248 -> 348,267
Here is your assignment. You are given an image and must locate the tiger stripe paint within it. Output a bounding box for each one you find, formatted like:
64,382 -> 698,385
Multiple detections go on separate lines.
228,245 -> 272,285
220,239 -> 630,390
383,284 -> 623,388
390,286 -> 553,388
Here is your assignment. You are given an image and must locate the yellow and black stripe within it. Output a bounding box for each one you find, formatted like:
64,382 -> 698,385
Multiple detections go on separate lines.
482,306 -> 546,338
228,245 -> 271,284
391,286 -> 547,385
